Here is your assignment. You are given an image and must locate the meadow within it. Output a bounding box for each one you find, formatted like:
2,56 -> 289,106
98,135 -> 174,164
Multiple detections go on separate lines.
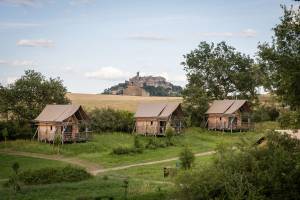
66,93 -> 182,112
0,122 -> 279,200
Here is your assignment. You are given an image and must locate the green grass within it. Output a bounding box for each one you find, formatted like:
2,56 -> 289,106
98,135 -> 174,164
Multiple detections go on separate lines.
0,124 -> 267,167
102,155 -> 214,182
0,154 -> 68,179
0,176 -> 173,200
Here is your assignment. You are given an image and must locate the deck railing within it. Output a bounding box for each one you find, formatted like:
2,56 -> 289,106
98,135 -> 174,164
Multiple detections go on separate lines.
62,131 -> 92,142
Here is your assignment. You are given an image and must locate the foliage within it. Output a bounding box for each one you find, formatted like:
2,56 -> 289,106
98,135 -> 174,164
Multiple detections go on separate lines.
0,70 -> 69,122
258,6 -> 300,110
175,132 -> 300,200
252,105 -> 280,122
181,84 -> 209,127
18,166 -> 91,185
179,147 -> 195,170
0,120 -> 33,140
112,146 -> 143,155
133,135 -> 143,149
89,108 -> 134,133
145,138 -> 167,149
53,133 -> 62,154
4,162 -> 21,193
182,41 -> 261,101
278,110 -> 300,129
1,128 -> 8,147
182,41 -> 261,126
165,124 -> 174,146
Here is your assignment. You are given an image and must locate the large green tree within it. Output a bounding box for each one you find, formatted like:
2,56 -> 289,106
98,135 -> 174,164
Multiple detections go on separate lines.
182,41 -> 261,101
258,6 -> 300,110
0,70 -> 70,121
181,41 -> 261,125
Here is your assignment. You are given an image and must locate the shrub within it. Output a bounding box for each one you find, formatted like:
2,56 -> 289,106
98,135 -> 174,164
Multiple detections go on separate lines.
165,124 -> 175,146
18,166 -> 91,185
4,162 -> 21,193
175,132 -> 300,200
278,111 -> 300,129
133,135 -> 143,149
252,105 -> 280,122
112,146 -> 132,155
0,120 -> 33,140
179,147 -> 195,170
145,138 -> 167,149
89,108 -> 134,133
112,146 -> 143,155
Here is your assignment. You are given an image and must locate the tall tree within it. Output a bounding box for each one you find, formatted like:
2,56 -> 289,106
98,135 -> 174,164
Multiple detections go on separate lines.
258,5 -> 300,110
182,41 -> 261,101
0,70 -> 70,121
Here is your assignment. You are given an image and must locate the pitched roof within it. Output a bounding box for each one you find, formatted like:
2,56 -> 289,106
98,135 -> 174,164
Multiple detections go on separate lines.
134,102 -> 181,118
205,100 -> 247,114
34,105 -> 86,122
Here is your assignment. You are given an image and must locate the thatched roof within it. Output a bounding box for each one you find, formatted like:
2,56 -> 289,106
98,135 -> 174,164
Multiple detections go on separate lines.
135,102 -> 181,119
205,100 -> 247,114
34,105 -> 88,122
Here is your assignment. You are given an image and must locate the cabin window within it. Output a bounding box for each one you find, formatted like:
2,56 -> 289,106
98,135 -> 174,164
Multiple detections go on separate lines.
150,121 -> 153,125
50,126 -> 53,131
219,117 -> 222,121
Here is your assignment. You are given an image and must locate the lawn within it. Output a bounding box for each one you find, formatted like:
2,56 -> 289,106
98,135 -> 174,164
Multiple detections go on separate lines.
0,176 -> 173,200
0,154 -> 68,179
0,126 -> 265,167
101,154 -> 215,182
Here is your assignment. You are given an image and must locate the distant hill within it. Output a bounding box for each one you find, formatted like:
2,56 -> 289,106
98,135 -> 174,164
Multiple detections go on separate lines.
102,72 -> 183,96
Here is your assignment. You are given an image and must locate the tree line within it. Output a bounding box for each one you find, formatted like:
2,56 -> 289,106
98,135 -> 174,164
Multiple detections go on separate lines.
182,5 -> 300,127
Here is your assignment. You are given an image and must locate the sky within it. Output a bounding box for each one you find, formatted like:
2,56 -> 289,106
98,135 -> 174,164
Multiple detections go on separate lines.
0,0 -> 299,94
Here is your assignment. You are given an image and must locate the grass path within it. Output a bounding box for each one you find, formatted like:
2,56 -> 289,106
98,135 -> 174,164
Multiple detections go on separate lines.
0,150 -> 216,175
91,151 -> 216,175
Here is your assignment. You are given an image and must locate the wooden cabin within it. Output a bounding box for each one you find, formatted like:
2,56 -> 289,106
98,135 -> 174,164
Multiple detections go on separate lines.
205,100 -> 253,131
134,102 -> 183,136
34,105 -> 91,143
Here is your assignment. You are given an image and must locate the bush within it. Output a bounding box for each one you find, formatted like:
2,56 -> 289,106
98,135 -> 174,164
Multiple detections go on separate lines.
165,124 -> 175,146
18,166 -> 91,185
278,111 -> 300,129
145,138 -> 167,149
179,147 -> 195,170
89,108 -> 134,133
0,120 -> 33,140
175,132 -> 300,199
252,105 -> 280,122
112,146 -> 143,155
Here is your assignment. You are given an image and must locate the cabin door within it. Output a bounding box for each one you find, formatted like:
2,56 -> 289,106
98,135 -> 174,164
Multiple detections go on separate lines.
159,121 -> 167,134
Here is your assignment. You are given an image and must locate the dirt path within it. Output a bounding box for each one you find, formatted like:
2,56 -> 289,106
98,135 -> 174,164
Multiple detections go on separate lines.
0,150 -> 103,173
91,150 -> 216,175
0,150 -> 216,176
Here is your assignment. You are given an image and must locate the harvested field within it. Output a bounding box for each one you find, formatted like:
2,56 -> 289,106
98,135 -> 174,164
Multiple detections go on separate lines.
66,93 -> 183,112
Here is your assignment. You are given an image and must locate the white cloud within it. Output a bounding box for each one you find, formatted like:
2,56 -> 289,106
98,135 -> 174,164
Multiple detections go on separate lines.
69,0 -> 95,6
17,39 -> 54,48
0,59 -> 34,67
199,29 -> 257,38
127,34 -> 170,41
85,67 -> 132,81
0,22 -> 41,29
0,0 -> 41,7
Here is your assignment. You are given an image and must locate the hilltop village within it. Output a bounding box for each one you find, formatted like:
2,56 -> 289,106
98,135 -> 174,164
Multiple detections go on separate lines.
102,72 -> 183,96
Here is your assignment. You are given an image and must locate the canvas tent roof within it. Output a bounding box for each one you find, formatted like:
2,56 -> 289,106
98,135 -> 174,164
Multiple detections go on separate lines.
135,102 -> 181,118
34,105 -> 88,122
205,100 -> 247,114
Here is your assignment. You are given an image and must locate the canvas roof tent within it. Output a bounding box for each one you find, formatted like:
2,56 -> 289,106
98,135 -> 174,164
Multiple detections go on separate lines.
134,102 -> 181,119
205,100 -> 247,115
34,105 -> 89,123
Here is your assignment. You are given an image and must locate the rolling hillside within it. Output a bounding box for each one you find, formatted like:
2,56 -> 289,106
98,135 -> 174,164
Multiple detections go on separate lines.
66,93 -> 183,112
